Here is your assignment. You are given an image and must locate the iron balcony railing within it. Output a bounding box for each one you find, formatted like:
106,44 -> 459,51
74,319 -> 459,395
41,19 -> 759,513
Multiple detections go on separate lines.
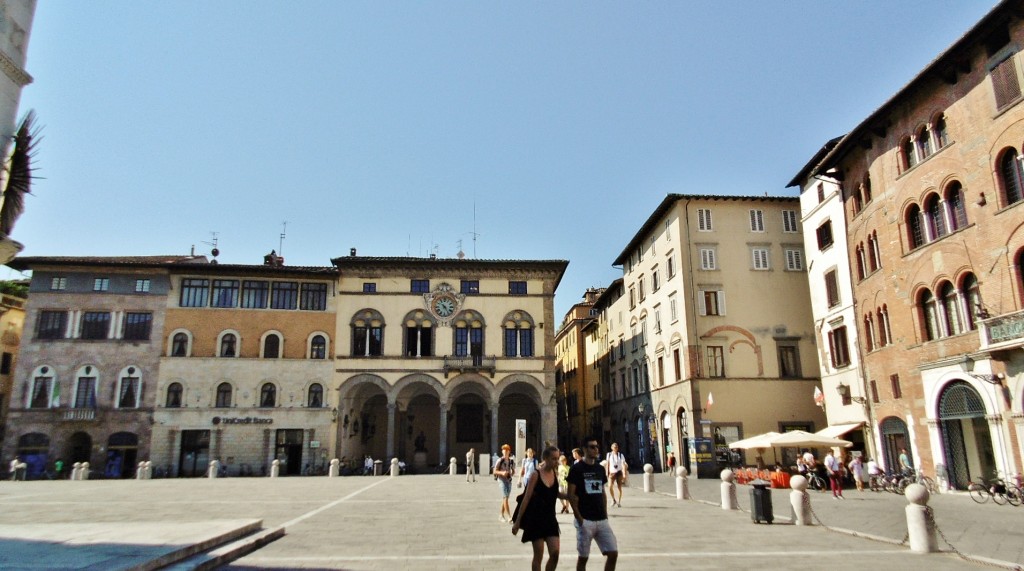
443,355 -> 496,378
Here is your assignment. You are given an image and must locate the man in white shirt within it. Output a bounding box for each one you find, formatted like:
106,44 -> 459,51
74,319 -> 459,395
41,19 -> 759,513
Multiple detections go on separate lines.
605,443 -> 627,507
465,448 -> 476,482
824,451 -> 844,499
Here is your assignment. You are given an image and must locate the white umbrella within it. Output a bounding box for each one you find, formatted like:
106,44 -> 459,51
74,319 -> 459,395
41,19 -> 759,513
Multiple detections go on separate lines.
728,432 -> 781,450
770,430 -> 852,448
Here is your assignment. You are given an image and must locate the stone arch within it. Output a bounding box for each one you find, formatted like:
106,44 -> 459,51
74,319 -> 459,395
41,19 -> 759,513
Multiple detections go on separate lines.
446,373 -> 493,405
702,324 -> 762,376
338,373 -> 392,401
495,373 -> 546,407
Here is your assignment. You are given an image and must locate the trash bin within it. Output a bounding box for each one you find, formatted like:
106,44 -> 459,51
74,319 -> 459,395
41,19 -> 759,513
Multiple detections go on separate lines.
749,479 -> 773,524
373,460 -> 383,476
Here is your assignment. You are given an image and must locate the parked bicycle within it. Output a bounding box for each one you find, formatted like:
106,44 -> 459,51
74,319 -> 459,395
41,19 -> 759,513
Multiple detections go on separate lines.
897,469 -> 938,494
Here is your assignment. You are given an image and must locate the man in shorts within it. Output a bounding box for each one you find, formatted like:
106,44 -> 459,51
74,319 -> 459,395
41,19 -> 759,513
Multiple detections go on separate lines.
494,444 -> 515,522
605,442 -> 627,507
568,436 -> 618,570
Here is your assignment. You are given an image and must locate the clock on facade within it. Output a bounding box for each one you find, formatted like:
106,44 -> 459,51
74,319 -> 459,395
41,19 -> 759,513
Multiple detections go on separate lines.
433,295 -> 457,317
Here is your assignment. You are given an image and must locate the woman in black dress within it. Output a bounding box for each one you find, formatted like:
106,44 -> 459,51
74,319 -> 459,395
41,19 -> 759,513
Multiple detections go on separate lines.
513,445 -> 565,571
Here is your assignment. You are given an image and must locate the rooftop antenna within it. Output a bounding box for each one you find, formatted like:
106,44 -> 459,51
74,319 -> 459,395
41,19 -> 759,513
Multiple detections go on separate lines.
472,200 -> 479,258
201,231 -> 220,264
279,221 -> 287,257
456,239 -> 465,260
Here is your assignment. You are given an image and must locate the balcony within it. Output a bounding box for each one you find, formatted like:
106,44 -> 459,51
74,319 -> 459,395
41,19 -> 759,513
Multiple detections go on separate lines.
62,409 -> 96,421
443,355 -> 496,378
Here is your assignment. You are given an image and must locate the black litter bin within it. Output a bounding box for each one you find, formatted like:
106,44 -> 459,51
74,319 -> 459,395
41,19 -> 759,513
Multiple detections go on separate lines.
373,460 -> 383,476
749,479 -> 773,524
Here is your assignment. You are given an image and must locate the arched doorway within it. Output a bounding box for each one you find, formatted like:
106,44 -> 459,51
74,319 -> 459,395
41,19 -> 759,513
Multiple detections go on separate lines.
105,432 -> 138,479
938,381 -> 995,490
661,411 -> 673,471
16,433 -> 50,479
879,417 -> 911,473
67,431 -> 92,465
497,381 -> 542,454
448,381 -> 490,467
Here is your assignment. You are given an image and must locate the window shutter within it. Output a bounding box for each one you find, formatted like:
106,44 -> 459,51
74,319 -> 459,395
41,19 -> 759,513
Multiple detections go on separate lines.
992,54 -> 1021,110
697,292 -> 707,316
717,291 -> 726,315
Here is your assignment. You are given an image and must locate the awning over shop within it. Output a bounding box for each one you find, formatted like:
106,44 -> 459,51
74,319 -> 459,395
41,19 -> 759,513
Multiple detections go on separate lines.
815,422 -> 865,439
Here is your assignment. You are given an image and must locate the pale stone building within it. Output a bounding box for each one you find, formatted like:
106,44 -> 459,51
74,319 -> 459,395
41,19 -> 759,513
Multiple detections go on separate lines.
807,0 -> 1024,488
0,0 -> 34,157
608,194 -> 826,477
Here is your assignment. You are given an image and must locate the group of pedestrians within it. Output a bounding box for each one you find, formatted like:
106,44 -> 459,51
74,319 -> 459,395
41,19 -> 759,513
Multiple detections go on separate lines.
497,438 -> 621,570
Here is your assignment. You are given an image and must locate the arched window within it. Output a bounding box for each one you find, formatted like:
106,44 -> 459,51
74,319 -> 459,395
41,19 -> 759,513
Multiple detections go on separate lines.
219,333 -> 237,358
503,311 -> 535,357
259,383 -> 276,407
916,126 -> 932,160
867,232 -> 880,272
263,333 -> 281,359
29,366 -> 55,409
999,148 -> 1024,206
962,273 -> 982,331
855,244 -> 866,280
946,182 -> 967,231
933,114 -> 949,149
939,282 -> 962,337
166,382 -> 183,408
864,314 -> 875,352
116,366 -> 141,409
906,205 -> 924,249
920,289 -> 939,341
73,365 -> 97,409
215,382 -> 232,408
454,311 -> 484,364
924,194 -> 947,240
351,309 -> 384,357
307,383 -> 323,408
309,334 -> 327,359
875,307 -> 888,347
901,137 -> 917,170
403,311 -> 435,357
851,185 -> 862,213
862,175 -> 872,203
171,332 -> 189,357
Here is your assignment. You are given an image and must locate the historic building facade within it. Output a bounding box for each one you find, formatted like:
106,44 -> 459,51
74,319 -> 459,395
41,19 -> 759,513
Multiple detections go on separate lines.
0,287 -> 25,446
554,287 -> 603,451
606,194 -> 826,477
808,0 -> 1024,489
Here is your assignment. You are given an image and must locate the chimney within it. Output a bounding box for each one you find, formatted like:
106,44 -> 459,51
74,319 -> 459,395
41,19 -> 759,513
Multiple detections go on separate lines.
350,248 -> 357,257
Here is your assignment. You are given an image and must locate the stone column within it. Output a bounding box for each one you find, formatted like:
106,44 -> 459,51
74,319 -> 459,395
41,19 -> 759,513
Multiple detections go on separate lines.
386,403 -> 396,461
439,404 -> 448,464
542,400 -> 558,448
491,404 -> 500,455
168,429 -> 180,478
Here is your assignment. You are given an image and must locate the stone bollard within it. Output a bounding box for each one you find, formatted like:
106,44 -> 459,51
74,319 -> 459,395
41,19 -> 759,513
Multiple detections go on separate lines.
270,459 -> 280,478
905,483 -> 938,553
676,466 -> 690,500
449,457 -> 458,476
81,462 -> 90,480
136,461 -> 146,480
789,475 -> 811,525
329,458 -> 340,477
144,461 -> 152,480
643,463 -> 655,493
391,458 -> 400,477
208,460 -> 220,479
720,469 -> 738,510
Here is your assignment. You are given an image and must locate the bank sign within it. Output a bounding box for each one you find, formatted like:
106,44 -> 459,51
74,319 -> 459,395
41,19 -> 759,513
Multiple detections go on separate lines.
212,416 -> 274,425
986,312 -> 1024,345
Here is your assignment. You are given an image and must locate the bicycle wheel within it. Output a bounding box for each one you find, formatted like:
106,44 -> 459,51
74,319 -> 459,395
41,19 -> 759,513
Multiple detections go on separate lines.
919,476 -> 937,494
1005,484 -> 1022,506
970,485 -> 989,504
992,485 -> 1008,505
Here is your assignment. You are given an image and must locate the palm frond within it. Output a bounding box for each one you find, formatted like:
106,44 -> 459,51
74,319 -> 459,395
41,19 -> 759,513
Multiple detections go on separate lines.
0,110 -> 40,237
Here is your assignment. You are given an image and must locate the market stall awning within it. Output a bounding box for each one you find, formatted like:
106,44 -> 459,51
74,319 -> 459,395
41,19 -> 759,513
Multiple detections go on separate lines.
815,422 -> 864,440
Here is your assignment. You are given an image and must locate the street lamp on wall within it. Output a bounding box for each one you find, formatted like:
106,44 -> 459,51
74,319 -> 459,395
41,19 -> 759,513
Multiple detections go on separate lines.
835,383 -> 866,404
958,356 -> 1004,385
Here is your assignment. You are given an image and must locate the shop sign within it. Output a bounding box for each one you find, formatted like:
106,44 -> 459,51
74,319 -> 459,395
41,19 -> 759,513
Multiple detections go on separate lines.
309,440 -> 320,448
987,312 -> 1024,345
212,416 -> 273,425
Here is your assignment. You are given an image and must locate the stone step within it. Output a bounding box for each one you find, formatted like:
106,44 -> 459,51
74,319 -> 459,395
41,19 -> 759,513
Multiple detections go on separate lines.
156,526 -> 284,571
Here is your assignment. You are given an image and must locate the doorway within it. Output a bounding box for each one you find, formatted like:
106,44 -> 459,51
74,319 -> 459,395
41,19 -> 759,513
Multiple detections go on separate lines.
275,429 -> 304,476
105,432 -> 138,479
938,381 -> 995,490
179,430 -> 210,477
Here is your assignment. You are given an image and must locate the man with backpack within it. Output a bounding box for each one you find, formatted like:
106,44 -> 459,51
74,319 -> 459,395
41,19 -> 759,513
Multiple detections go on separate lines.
494,444 -> 515,523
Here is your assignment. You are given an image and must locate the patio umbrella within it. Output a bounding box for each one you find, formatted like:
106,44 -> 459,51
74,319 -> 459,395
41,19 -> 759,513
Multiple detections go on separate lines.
728,432 -> 781,450
770,430 -> 852,448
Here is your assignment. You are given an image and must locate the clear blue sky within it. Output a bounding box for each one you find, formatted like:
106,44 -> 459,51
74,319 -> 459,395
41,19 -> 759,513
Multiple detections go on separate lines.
6,1 -> 997,318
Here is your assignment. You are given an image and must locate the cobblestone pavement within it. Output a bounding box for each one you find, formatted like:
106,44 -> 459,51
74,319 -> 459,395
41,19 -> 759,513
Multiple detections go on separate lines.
0,473 -> 1020,571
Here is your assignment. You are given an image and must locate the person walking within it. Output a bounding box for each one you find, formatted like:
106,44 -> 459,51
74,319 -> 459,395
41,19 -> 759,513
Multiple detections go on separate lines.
867,457 -> 882,490
824,450 -> 844,499
898,448 -> 913,476
466,448 -> 476,482
557,454 -> 571,514
494,444 -> 515,522
848,454 -> 864,492
520,448 -> 538,488
605,442 -> 627,507
568,436 -> 618,570
513,445 -> 565,571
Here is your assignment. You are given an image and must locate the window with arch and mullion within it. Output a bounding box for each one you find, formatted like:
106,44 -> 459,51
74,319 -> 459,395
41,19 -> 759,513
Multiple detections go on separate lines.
263,333 -> 281,359
309,334 -> 327,359
351,310 -> 385,357
117,367 -> 142,408
999,148 -> 1024,207
74,368 -> 98,409
259,383 -> 276,407
166,382 -> 183,408
502,311 -> 535,357
215,382 -> 232,408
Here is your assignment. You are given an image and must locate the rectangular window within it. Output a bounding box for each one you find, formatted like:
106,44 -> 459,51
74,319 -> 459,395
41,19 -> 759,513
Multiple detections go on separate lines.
749,209 -> 764,232
0,352 -> 10,375
777,344 -> 800,378
508,281 -> 527,295
699,248 -> 717,270
817,182 -> 825,203
519,329 -> 533,357
93,278 -> 109,292
667,254 -> 676,278
654,308 -> 662,333
816,221 -> 834,250
785,249 -> 804,271
697,208 -> 713,231
504,328 -> 518,357
411,279 -> 430,293
180,279 -> 209,307
669,293 -> 678,322
752,248 -> 769,270
37,310 -> 68,339
300,283 -> 328,311
673,347 -> 681,381
665,219 -> 672,241
651,269 -> 660,292
363,282 -> 376,293
241,280 -> 269,308
991,52 -> 1022,110
825,270 -> 840,308
135,279 -> 151,293
119,376 -> 140,408
210,279 -> 239,308
30,377 -> 51,408
74,377 -> 96,409
270,281 -> 299,309
628,287 -> 636,309
828,326 -> 850,368
50,277 -> 67,290
783,210 -> 798,233
657,356 -> 665,387
81,311 -> 111,340
870,380 -> 880,403
123,312 -> 153,340
706,346 -> 724,377
461,280 -> 480,294
699,290 -> 725,316
890,374 -> 902,399
638,276 -> 646,300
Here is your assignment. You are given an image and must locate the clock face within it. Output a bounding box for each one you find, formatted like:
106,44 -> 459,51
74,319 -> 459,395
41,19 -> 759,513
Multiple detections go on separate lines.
433,296 -> 456,317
